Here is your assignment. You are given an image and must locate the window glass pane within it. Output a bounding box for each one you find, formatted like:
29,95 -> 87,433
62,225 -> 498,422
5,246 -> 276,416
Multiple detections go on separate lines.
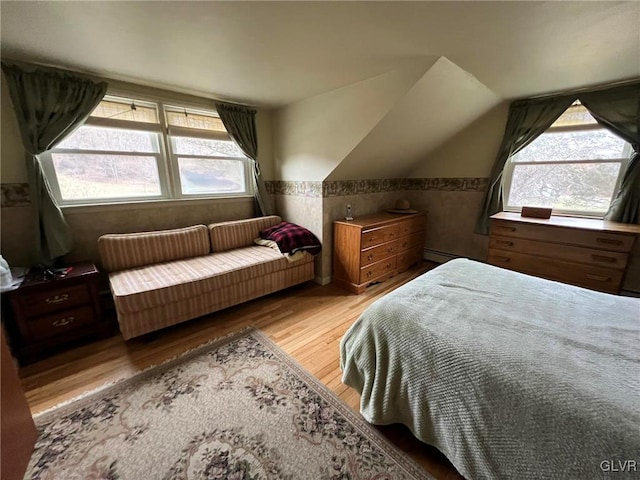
57,126 -> 160,153
172,136 -> 244,157
52,153 -> 161,200
512,129 -> 628,162
166,109 -> 226,132
91,98 -> 159,123
178,158 -> 245,194
507,163 -> 620,213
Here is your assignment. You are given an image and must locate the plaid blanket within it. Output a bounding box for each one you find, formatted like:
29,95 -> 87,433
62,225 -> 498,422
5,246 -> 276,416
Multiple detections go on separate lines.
260,222 -> 321,255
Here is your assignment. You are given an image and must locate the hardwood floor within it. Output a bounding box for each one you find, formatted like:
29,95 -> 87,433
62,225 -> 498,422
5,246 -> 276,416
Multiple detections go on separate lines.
18,261 -> 464,480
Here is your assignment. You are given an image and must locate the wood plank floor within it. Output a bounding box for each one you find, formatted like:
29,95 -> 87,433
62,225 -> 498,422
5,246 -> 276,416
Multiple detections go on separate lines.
18,262 -> 464,480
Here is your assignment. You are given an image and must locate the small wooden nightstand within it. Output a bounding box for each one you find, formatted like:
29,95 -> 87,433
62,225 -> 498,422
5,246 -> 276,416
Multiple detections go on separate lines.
4,262 -> 113,364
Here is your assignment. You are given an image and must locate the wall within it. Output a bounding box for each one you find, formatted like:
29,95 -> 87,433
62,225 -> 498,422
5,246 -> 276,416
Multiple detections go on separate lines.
0,68 -> 274,268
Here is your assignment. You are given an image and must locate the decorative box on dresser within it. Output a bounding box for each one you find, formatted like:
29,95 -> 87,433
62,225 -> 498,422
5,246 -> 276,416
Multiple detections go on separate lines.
5,262 -> 113,364
487,212 -> 640,294
333,212 -> 426,294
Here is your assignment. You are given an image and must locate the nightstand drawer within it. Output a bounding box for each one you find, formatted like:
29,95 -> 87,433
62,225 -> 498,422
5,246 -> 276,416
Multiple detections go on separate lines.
19,284 -> 92,318
27,306 -> 95,341
361,225 -> 398,247
360,257 -> 397,284
360,240 -> 397,266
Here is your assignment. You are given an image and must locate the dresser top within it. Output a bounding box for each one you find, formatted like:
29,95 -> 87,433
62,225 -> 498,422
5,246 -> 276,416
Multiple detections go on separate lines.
334,211 -> 424,229
491,212 -> 640,234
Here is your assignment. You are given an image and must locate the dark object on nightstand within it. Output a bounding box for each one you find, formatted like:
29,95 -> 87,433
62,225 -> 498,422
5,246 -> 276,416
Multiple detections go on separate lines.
4,262 -> 115,364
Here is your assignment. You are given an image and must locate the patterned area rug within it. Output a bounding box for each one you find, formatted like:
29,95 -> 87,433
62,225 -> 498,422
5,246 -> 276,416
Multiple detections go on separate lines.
26,328 -> 431,479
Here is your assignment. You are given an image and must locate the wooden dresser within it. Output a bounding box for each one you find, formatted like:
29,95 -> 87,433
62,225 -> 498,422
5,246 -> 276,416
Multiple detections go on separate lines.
333,212 -> 426,294
487,212 -> 640,294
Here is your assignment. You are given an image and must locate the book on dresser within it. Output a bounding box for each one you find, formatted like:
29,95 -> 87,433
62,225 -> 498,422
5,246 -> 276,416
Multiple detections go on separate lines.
333,211 -> 426,294
487,212 -> 640,294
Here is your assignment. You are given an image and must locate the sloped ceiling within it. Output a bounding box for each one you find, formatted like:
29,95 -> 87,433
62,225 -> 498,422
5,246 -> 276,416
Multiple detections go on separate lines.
274,59 -> 438,181
1,2 -> 638,107
327,57 -> 501,180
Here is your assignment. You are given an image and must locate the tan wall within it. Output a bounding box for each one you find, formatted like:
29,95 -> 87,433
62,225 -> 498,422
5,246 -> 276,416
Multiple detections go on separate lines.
273,62 -> 431,182
411,101 -> 509,178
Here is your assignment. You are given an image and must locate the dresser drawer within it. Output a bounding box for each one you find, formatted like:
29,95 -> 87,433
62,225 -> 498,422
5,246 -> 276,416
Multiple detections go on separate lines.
488,249 -> 623,293
397,217 -> 425,236
360,240 -> 397,266
397,232 -> 424,252
397,246 -> 423,272
361,225 -> 398,248
491,220 -> 635,252
360,257 -> 397,284
490,236 -> 629,270
27,306 -> 95,341
18,284 -> 92,318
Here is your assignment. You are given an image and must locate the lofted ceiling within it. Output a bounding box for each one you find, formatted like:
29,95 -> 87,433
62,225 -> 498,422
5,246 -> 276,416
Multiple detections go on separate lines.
1,1 -> 639,108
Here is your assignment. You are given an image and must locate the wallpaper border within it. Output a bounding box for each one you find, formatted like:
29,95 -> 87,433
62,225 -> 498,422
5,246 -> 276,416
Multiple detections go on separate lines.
266,178 -> 488,197
1,183 -> 31,207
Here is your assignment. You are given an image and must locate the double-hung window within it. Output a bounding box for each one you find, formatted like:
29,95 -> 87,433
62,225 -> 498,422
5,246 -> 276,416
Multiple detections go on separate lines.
40,95 -> 252,206
502,101 -> 632,218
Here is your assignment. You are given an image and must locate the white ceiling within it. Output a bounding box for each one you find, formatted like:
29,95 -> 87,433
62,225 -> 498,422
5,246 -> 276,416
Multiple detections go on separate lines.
1,1 -> 639,108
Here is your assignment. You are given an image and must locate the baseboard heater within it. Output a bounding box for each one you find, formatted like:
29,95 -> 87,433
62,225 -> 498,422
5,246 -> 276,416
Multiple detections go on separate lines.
422,248 -> 459,264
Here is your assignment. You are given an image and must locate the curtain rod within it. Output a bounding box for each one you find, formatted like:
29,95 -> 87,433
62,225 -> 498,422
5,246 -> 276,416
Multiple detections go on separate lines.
526,77 -> 640,101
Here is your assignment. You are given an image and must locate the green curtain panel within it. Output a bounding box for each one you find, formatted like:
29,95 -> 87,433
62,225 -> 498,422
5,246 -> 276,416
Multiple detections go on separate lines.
580,82 -> 640,224
216,102 -> 274,216
474,95 -> 576,234
1,63 -> 107,262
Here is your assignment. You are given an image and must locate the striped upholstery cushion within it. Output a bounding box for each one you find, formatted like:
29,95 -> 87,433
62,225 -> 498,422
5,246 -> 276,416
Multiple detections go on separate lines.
109,245 -> 313,314
209,216 -> 281,252
99,225 -> 211,272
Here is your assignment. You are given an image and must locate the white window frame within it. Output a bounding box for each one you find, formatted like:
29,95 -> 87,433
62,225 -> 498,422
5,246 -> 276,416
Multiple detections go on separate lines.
502,120 -> 632,219
40,94 -> 254,206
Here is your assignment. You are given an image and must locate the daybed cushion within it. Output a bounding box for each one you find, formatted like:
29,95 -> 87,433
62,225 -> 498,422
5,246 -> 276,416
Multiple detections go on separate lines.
209,215 -> 282,252
99,225 -> 210,272
109,245 -> 312,314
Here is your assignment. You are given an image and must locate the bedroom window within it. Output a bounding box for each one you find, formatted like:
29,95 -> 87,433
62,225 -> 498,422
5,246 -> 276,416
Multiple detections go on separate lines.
165,106 -> 249,196
502,101 -> 632,218
40,95 -> 251,206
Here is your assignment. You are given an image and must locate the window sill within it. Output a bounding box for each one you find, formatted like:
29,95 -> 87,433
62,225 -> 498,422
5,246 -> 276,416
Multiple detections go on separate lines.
61,195 -> 255,215
503,207 -> 605,221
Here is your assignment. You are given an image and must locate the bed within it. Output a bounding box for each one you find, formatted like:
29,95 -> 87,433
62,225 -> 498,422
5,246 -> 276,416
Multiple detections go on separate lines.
340,258 -> 640,479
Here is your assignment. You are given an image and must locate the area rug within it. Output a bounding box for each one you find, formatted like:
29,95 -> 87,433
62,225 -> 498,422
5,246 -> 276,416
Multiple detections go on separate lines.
25,328 -> 431,480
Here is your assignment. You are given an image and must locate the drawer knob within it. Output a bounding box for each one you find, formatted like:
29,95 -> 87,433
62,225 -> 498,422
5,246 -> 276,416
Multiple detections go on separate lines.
495,255 -> 510,263
386,263 -> 392,269
402,242 -> 408,247
53,316 -> 75,327
596,238 -> 623,246
387,247 -> 394,253
366,271 -> 372,278
45,294 -> 69,305
367,254 -> 374,261
496,240 -> 514,247
586,274 -> 611,282
591,254 -> 617,264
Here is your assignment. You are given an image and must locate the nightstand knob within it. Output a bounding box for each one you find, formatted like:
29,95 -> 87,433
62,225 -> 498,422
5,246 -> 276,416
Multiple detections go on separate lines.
46,294 -> 69,305
53,316 -> 74,327
367,254 -> 374,261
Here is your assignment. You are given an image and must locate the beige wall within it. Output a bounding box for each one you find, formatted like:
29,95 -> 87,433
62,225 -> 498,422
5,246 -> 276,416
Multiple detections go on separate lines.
273,61 -> 432,182
411,101 -> 509,178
